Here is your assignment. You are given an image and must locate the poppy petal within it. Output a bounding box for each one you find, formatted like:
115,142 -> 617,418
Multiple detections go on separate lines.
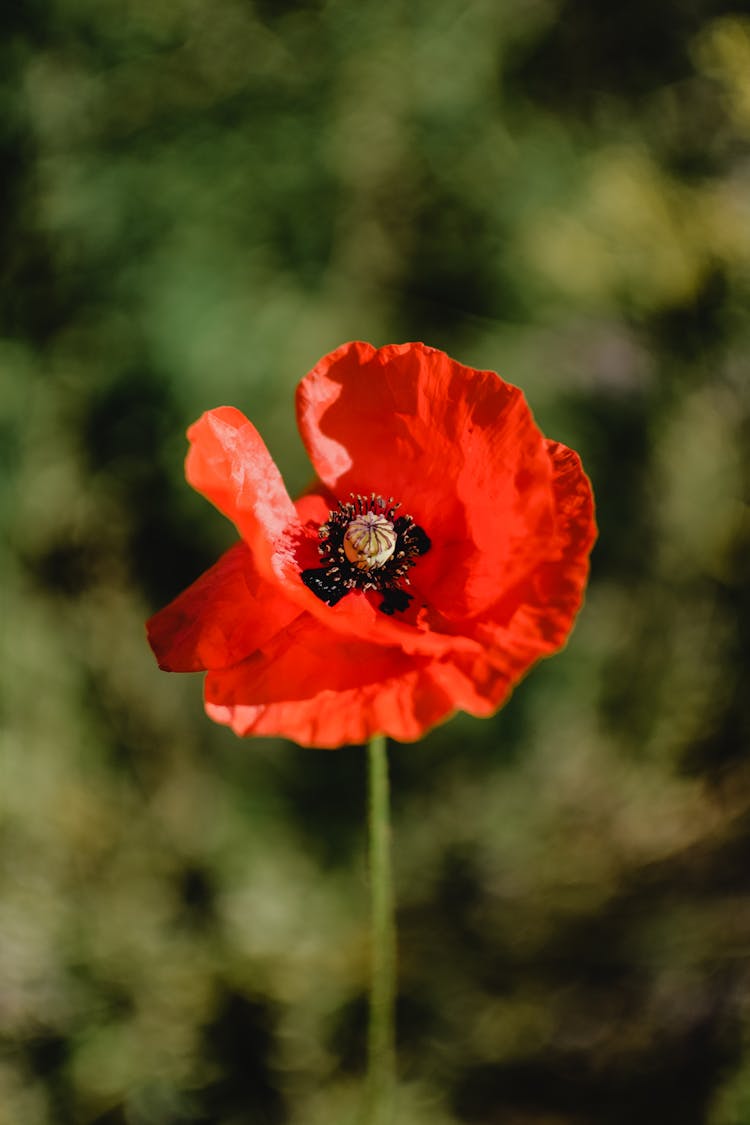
475,440 -> 596,671
146,541 -> 301,672
296,342 -> 556,621
185,407 -> 299,564
204,641 -> 503,748
204,613 -> 419,745
204,674 -> 445,747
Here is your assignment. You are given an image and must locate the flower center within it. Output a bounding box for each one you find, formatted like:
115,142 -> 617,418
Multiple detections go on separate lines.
300,492 -> 431,615
343,512 -> 397,570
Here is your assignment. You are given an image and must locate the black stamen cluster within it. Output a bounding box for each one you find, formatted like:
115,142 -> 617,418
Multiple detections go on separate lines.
301,492 -> 431,615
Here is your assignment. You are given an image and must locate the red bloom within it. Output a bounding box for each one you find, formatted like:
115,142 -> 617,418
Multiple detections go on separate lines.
147,342 -> 596,748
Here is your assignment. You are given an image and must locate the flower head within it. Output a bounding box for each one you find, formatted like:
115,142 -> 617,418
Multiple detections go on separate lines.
147,342 -> 596,748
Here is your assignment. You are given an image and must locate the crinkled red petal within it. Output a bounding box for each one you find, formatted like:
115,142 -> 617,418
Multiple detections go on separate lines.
146,541 -> 301,672
296,341 -> 557,621
473,439 -> 596,674
203,623 -> 509,748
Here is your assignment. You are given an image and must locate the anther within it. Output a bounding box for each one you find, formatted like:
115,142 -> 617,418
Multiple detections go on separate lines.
301,490 -> 431,615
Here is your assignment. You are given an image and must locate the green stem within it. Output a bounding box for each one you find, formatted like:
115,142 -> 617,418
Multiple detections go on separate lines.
366,733 -> 396,1125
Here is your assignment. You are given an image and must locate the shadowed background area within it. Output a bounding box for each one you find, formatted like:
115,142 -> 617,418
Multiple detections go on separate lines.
2,0 -> 750,1122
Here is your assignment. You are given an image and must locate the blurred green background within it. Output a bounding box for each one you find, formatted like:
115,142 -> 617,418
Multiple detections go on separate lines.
2,1 -> 750,1122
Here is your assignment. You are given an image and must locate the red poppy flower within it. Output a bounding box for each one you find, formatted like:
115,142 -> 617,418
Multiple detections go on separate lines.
147,342 -> 596,748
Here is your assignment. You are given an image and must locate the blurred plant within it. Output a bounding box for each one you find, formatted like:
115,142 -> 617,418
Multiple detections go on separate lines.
3,0 -> 750,1121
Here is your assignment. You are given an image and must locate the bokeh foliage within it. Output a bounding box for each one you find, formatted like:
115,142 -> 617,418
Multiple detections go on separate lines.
2,0 -> 750,1122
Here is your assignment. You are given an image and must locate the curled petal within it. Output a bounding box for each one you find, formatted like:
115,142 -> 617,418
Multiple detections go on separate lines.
186,407 -> 299,569
474,440 -> 596,672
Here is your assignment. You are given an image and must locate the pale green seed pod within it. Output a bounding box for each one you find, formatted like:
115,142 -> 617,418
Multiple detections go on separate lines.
343,513 -> 397,571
